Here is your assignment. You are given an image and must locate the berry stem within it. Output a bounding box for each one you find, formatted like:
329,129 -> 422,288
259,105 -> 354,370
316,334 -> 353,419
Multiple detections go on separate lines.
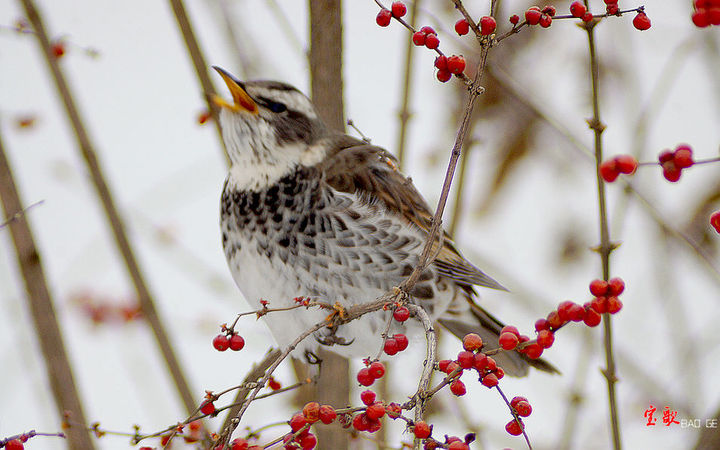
582,3 -> 622,448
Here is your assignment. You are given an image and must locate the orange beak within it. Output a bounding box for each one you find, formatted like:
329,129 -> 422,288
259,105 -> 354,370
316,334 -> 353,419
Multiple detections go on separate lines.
211,66 -> 258,114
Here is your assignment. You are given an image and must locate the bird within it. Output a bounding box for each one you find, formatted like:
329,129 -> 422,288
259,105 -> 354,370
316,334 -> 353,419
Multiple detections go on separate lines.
212,66 -> 555,376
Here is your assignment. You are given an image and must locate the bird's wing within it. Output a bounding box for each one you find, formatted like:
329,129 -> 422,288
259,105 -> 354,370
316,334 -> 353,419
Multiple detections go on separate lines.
318,139 -> 505,290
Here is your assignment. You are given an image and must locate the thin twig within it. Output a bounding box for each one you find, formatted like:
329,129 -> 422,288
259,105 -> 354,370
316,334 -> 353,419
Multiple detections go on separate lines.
581,10 -> 622,449
0,199 -> 43,229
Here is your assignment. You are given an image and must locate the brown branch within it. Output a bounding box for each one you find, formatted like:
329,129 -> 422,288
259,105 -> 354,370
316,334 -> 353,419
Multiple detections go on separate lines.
0,132 -> 95,449
581,11 -> 622,450
19,0 -> 199,420
167,0 -> 230,166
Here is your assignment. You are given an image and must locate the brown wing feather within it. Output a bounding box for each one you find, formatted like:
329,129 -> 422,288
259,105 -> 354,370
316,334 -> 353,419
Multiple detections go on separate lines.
318,139 -> 505,290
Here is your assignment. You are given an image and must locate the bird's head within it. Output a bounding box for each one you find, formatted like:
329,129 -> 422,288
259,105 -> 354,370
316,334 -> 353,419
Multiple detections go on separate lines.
212,66 -> 329,189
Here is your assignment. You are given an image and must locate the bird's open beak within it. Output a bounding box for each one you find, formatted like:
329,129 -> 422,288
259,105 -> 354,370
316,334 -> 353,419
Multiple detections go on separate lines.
211,66 -> 258,114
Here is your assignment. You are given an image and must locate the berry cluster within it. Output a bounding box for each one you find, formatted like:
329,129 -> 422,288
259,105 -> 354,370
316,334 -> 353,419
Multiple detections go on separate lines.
212,329 -> 245,352
599,154 -> 638,182
438,332 -> 505,392
569,1 -> 593,22
659,145 -> 694,182
525,5 -> 556,28
375,2 -> 407,27
505,396 -> 533,436
692,0 -> 720,27
604,0 -> 620,16
356,360 -> 386,386
434,55 -> 466,83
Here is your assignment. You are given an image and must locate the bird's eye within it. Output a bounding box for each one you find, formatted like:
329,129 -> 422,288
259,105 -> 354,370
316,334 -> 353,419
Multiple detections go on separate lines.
268,102 -> 287,113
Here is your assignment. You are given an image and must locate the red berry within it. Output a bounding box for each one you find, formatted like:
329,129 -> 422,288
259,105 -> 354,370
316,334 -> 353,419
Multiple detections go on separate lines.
582,12 -> 594,22
213,334 -> 230,351
485,356 -> 497,372
514,400 -> 533,417
539,14 -> 553,28
393,305 -> 410,322
462,333 -> 483,351
547,310 -> 565,329
230,438 -> 249,450
692,11 -> 711,28
509,14 -> 520,25
495,366 -> 505,379
473,352 -> 488,371
455,19 -> 470,35
599,159 -> 620,182
376,9 -> 392,27
608,277 -> 625,296
583,308 -> 602,327
534,318 -> 550,332
589,279 -> 609,296
369,361 -> 386,379
5,440 -> 24,450
615,155 -> 638,175
524,343 -> 543,359
319,405 -> 337,424
436,69 -> 452,83
457,350 -> 475,369
448,441 -> 469,450
412,31 -> 426,46
709,8 -> 720,25
510,396 -> 528,409
711,211 -> 720,234
303,402 -> 320,423
393,333 -> 409,351
366,402 -> 386,420
299,433 -> 317,449
663,164 -> 682,182
360,390 -> 377,406
268,377 -> 282,390
537,329 -> 555,348
420,26 -> 436,34
434,55 -> 447,69
51,41 -> 65,59
525,9 -> 542,25
542,5 -> 557,16
659,150 -> 675,163
290,412 -> 307,431
386,402 -> 402,418
607,296 -> 623,314
391,1 -> 407,18
352,413 -> 369,432
569,303 -> 586,322
482,373 -> 499,387
414,421 -> 432,439
606,3 -> 619,15
633,12 -> 651,30
450,379 -> 467,396
570,1 -> 587,18
505,419 -> 524,436
603,0 -> 618,4
201,400 -> 216,415
501,325 -> 520,337
424,33 -> 440,49
479,16 -> 497,35
357,368 -> 375,386
366,416 -> 382,433
674,145 -> 694,169
229,334 -> 245,351
438,359 -> 452,372
446,55 -> 466,75
591,296 -> 608,314
499,332 -> 519,350
557,301 -> 577,322
384,338 -> 399,355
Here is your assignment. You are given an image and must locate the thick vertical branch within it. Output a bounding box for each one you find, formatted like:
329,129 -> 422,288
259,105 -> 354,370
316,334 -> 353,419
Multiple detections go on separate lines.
167,0 -> 230,166
582,12 -> 621,450
0,132 -> 95,449
307,2 -> 350,449
19,0 -> 198,417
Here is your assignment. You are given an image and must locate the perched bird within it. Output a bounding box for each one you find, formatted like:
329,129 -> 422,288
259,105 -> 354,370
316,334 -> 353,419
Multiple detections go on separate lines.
213,66 -> 554,376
